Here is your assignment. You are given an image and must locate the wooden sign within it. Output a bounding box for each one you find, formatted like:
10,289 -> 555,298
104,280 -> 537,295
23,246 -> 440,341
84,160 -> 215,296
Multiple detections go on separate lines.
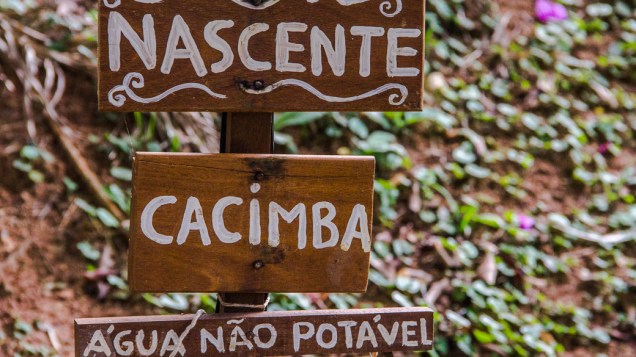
98,0 -> 424,112
76,307 -> 434,356
128,153 -> 375,293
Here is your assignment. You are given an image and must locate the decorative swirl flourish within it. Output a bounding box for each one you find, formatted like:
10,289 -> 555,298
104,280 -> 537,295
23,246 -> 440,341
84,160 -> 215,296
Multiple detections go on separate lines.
230,0 -> 281,10
233,0 -> 403,17
103,0 -> 402,16
102,0 -> 163,8
380,0 -> 402,17
241,79 -> 408,106
108,72 -> 226,107
102,0 -> 121,8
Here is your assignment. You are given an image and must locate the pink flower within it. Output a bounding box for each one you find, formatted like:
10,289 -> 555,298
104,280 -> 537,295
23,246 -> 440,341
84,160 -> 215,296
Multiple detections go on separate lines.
598,142 -> 611,154
535,0 -> 568,23
518,214 -> 535,230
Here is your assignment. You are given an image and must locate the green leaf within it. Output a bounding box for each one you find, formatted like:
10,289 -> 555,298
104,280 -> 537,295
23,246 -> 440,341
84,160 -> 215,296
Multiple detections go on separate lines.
96,208 -> 119,228
106,184 -> 130,214
157,294 -> 189,311
106,275 -> 128,290
368,269 -> 393,288
28,170 -> 45,183
274,132 -> 298,153
76,241 -> 100,261
548,213 -> 570,227
446,310 -> 471,328
274,112 -> 326,130
429,0 -> 452,19
465,164 -> 491,178
12,159 -> 32,173
74,198 -> 96,216
391,291 -> 414,307
364,112 -> 391,130
63,177 -> 79,192
14,320 -> 32,335
348,117 -> 369,138
20,145 -> 40,160
475,213 -> 505,229
497,103 -> 518,117
453,142 -> 477,164
473,329 -> 495,344
521,113 -> 542,130
586,3 -> 613,17
110,167 -> 132,181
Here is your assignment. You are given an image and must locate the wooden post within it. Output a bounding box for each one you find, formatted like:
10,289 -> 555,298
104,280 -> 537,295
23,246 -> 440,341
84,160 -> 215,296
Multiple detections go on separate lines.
216,112 -> 273,313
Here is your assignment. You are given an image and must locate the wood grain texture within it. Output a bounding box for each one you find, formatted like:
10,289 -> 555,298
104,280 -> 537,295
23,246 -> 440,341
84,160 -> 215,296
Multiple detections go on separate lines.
98,0 -> 425,112
128,153 -> 375,293
217,112 -> 272,312
220,112 -> 273,154
75,307 -> 434,356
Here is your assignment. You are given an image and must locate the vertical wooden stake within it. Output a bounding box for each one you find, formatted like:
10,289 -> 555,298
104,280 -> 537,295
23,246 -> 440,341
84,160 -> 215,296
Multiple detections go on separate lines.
216,112 -> 273,313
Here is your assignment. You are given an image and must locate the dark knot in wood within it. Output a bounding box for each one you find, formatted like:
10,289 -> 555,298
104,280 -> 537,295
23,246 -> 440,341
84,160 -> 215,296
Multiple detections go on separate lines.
254,171 -> 266,181
253,260 -> 265,270
253,80 -> 265,90
242,80 -> 266,91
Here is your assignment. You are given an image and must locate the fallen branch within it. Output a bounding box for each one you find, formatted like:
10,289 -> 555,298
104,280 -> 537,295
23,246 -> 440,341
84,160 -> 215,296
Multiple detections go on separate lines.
36,59 -> 127,224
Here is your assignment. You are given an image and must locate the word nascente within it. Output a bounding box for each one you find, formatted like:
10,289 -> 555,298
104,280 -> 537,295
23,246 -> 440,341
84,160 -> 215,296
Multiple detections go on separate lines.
108,12 -> 422,78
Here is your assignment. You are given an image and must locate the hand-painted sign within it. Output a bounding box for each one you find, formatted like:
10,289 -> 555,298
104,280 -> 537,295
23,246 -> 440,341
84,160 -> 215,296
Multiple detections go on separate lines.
128,153 -> 375,293
98,0 -> 424,112
76,307 -> 434,356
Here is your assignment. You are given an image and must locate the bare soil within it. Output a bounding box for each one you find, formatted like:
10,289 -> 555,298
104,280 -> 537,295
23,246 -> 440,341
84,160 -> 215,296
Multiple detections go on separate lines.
0,89 -> 156,356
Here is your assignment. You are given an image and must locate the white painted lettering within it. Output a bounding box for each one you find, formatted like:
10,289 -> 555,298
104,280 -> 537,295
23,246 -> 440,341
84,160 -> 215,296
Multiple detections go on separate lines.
201,327 -> 225,353
229,326 -> 253,352
310,25 -> 345,76
249,183 -> 262,245
316,323 -> 338,349
204,20 -> 235,73
387,28 -> 421,77
337,321 -> 357,349
377,321 -> 399,345
268,202 -> 307,248
114,330 -> 134,356
108,12 -> 156,71
293,322 -> 315,352
356,321 -> 378,349
420,318 -> 433,345
161,15 -> 207,77
83,330 -> 111,357
159,330 -> 185,356
141,196 -> 177,245
341,204 -> 371,252
212,196 -> 243,243
401,321 -> 418,347
312,202 -> 339,249
177,197 -> 211,246
350,26 -> 385,77
136,330 -> 158,356
249,198 -> 261,245
253,323 -> 277,349
239,23 -> 272,71
276,22 -> 308,73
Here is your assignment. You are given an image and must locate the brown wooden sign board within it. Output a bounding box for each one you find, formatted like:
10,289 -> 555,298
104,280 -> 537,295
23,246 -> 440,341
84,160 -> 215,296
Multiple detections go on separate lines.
76,307 -> 434,356
129,153 -> 375,293
98,0 -> 424,112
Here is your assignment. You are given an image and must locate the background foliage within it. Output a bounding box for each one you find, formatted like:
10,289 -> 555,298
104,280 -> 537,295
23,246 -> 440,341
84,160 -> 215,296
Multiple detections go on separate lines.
0,0 -> 635,355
